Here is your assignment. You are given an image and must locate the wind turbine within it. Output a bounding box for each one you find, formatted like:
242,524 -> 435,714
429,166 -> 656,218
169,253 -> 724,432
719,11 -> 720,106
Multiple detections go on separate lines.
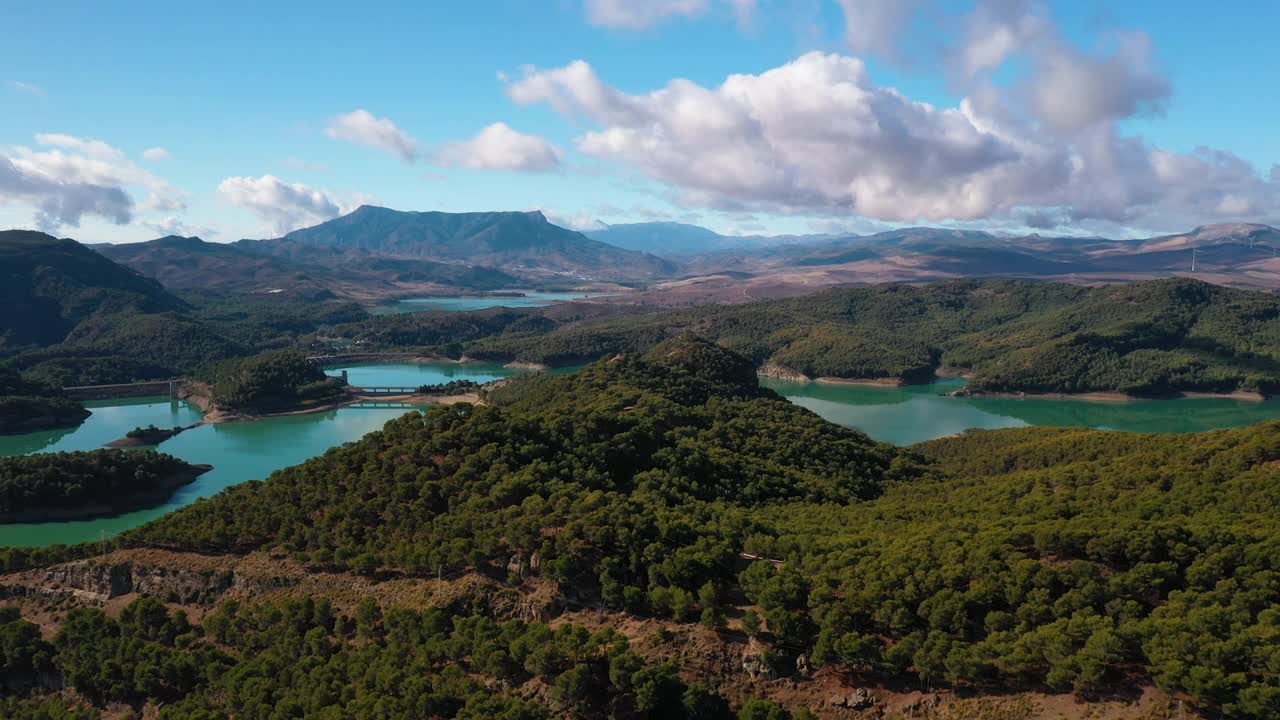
1191,247 -> 1200,272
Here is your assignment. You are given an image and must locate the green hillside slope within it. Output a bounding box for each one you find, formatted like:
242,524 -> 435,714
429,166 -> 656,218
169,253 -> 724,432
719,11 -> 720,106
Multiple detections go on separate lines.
418,277 -> 1280,396
22,338 -> 1255,717
0,230 -> 186,353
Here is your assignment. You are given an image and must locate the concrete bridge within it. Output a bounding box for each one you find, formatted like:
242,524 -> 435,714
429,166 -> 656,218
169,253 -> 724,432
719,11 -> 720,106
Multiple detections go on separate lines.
347,400 -> 421,409
307,352 -> 424,366
349,386 -> 420,396
64,379 -> 186,401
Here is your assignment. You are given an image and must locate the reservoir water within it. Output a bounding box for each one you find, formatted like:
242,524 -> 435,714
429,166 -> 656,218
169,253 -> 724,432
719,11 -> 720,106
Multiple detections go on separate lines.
0,362 -> 521,548
327,360 -> 525,387
378,292 -> 599,314
6,364 -> 1280,547
762,376 -> 1280,445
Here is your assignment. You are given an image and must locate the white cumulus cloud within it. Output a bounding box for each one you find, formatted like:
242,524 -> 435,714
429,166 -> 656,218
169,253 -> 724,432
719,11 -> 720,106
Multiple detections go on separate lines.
835,0 -> 924,59
508,53 -> 1038,222
325,109 -> 419,162
1,133 -> 187,230
0,155 -> 132,231
436,123 -> 562,172
217,174 -> 343,235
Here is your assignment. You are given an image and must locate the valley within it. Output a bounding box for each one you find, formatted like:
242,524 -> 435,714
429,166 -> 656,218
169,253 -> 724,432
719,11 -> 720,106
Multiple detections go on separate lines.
6,213 -> 1280,719
11,4 -> 1280,717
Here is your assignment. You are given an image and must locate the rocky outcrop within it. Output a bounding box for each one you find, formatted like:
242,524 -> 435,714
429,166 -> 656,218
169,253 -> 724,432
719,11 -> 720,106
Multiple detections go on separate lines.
742,637 -> 777,680
43,560 -> 234,605
757,364 -> 811,382
829,688 -> 879,711
504,361 -> 550,371
795,653 -> 811,677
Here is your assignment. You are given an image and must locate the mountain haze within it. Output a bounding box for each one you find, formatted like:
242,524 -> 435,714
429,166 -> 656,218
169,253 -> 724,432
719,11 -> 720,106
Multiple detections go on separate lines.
586,220 -> 838,256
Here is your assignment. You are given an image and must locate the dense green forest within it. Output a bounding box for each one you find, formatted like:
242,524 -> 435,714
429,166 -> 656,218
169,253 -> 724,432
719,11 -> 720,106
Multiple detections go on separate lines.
49,338 -> 1264,717
0,449 -> 199,519
6,291 -> 369,389
196,349 -> 342,412
0,229 -> 371,387
0,230 -> 185,354
332,278 -> 1280,396
0,596 -> 770,719
0,367 -> 89,435
12,226 -> 1280,401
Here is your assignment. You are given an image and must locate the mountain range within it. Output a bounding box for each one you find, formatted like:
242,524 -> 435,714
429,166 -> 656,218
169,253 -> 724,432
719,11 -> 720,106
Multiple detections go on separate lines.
28,208 -> 1280,316
279,206 -> 675,280
634,221 -> 1280,303
97,234 -> 523,297
584,221 -> 836,256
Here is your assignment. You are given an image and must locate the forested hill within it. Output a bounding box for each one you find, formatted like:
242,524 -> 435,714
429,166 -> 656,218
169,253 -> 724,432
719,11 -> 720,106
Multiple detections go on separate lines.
0,230 -> 186,353
4,337 -> 1278,717
98,233 -> 526,294
131,336 -> 908,556
0,449 -> 206,521
0,231 -> 374,388
412,277 -> 1280,396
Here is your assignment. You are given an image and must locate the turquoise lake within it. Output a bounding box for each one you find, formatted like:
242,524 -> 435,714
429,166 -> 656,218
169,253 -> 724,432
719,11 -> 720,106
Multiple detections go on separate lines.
378,292 -> 600,313
762,376 -> 1280,445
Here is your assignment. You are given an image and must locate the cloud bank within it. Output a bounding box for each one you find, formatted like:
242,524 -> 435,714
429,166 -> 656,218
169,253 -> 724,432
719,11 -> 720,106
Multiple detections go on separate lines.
0,134 -> 187,231
512,0 -> 1280,231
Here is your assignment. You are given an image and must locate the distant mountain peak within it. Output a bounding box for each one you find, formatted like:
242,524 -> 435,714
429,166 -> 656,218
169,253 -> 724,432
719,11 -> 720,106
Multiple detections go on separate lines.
1189,222 -> 1276,239
277,206 -> 674,280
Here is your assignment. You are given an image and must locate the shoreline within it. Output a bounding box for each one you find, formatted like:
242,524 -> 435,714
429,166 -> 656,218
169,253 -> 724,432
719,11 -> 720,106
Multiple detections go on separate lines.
950,388 -> 1267,403
0,403 -> 92,436
504,360 -> 550,371
0,464 -> 212,524
104,421 -> 203,448
814,376 -> 905,387
754,365 -> 1269,403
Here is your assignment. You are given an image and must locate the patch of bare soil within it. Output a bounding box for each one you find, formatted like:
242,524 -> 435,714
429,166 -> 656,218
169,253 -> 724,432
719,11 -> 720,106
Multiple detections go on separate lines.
2,551 -> 1203,720
551,607 -> 1198,720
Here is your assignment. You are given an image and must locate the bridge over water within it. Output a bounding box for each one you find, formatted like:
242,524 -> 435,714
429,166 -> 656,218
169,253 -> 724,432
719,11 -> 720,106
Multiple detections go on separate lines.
348,386 -> 420,396
306,352 -> 425,366
64,379 -> 186,401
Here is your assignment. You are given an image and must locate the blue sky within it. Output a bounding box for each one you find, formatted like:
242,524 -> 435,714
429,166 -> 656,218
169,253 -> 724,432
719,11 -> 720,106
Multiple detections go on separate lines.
3,0 -> 1279,243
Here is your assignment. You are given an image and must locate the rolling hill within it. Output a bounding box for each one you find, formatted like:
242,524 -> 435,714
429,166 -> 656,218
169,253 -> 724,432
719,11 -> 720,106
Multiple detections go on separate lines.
642,222 -> 1280,303
98,234 -> 523,296
335,276 -> 1280,397
2,338 -> 1275,718
0,230 -> 187,353
97,235 -> 325,292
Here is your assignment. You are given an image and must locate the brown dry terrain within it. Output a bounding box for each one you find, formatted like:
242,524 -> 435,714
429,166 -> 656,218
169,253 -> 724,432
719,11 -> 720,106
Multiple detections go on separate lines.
0,548 -> 1202,720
